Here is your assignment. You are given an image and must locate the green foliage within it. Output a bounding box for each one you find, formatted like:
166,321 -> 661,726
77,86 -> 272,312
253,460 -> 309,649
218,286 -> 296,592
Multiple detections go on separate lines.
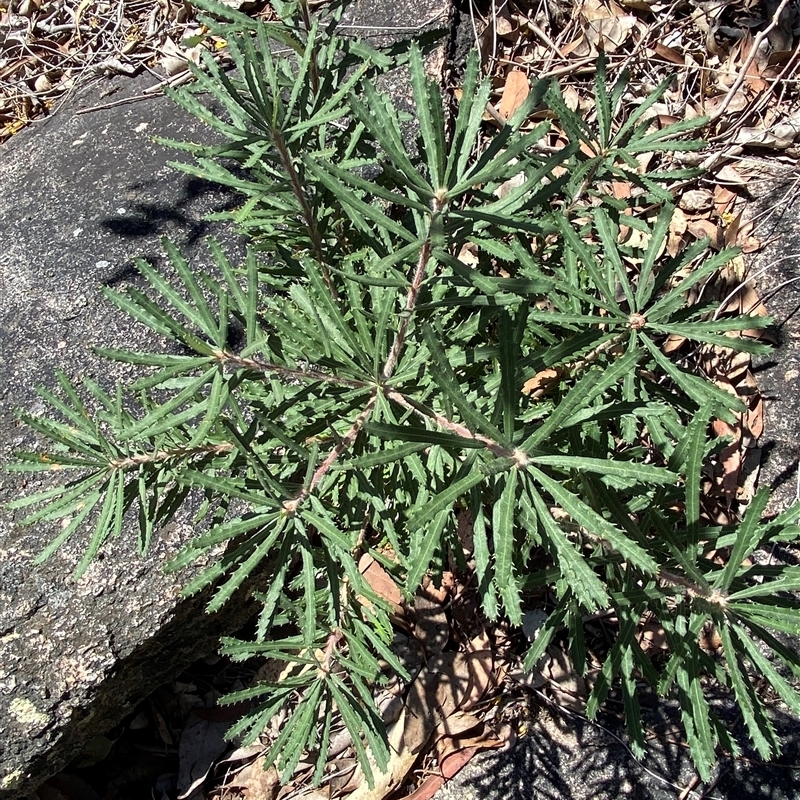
7,0 -> 800,785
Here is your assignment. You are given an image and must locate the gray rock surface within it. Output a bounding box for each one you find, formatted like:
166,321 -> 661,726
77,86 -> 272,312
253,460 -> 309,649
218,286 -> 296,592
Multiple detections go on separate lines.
0,1 -> 451,796
748,159 -> 800,516
0,69 -> 257,798
434,703 -> 800,800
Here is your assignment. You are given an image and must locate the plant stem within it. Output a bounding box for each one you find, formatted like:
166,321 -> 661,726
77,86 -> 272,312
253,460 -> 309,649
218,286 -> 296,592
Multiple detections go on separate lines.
283,203 -> 445,511
213,350 -> 370,389
271,128 -> 334,294
284,394 -> 378,513
385,388 -> 514,459
317,628 -> 345,676
108,442 -> 233,471
381,200 -> 444,381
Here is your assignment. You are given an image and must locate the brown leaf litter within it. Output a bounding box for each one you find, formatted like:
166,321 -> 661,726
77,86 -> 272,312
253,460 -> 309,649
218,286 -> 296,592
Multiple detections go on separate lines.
0,0 -> 270,142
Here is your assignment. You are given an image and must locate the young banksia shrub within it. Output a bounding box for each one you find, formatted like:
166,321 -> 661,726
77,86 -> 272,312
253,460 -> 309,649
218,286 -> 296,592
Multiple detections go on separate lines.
8,0 -> 800,785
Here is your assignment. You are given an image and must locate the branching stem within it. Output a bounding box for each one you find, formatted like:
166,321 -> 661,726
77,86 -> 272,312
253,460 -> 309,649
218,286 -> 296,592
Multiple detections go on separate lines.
285,202 -> 445,512
214,350 -> 370,389
658,569 -> 727,607
108,442 -> 233,470
381,199 -> 444,381
385,388 -> 514,460
318,627 -> 345,676
271,127 -> 333,293
284,394 -> 378,514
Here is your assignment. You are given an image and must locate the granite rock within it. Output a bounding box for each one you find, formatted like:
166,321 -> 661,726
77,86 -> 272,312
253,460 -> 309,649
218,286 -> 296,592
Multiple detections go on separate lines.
0,69 -> 253,798
747,159 -> 800,516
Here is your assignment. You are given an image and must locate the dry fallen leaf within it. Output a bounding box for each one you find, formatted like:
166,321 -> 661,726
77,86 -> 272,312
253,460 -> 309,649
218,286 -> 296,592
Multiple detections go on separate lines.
667,206 -> 688,256
679,188 -> 714,213
652,42 -> 685,65
359,553 -> 403,615
637,615 -> 669,655
712,416 -> 742,501
734,114 -> 800,149
436,710 -> 483,739
714,185 -> 737,222
687,219 -> 723,248
718,282 -> 769,318
700,624 -> 723,655
177,710 -> 230,799
413,593 -> 449,655
747,392 -> 764,441
493,6 -> 517,39
522,367 -> 561,398
494,170 -> 526,200
498,70 -> 530,120
428,652 -> 473,718
237,757 -> 280,800
715,164 -> 747,186
561,84 -> 581,112
456,242 -> 479,266
580,0 -> 610,21
347,707 -> 420,800
543,646 -> 586,713
463,648 -> 493,710
586,15 -> 637,52
663,333 -> 686,354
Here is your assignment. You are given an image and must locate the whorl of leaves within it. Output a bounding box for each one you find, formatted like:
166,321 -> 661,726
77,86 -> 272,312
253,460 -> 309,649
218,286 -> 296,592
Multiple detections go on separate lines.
7,0 -> 800,785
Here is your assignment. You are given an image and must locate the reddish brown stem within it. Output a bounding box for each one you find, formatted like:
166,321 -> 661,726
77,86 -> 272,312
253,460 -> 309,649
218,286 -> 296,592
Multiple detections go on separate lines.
381,196 -> 445,381
214,350 -> 369,389
318,628 -> 345,676
283,199 -> 445,513
283,395 -> 378,514
381,237 -> 432,381
385,388 -> 527,464
108,442 -> 233,471
271,128 -> 333,294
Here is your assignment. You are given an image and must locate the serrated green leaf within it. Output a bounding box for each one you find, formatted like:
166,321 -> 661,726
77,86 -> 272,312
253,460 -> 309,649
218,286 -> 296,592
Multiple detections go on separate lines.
531,467 -> 658,574
406,507 -> 449,591
523,346 -> 639,449
731,621 -> 800,716
525,485 -> 609,610
529,455 -> 677,485
421,323 -> 506,443
715,487 -> 769,592
727,566 -> 800,600
718,622 -> 779,760
493,468 -> 519,622
730,603 -> 800,636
